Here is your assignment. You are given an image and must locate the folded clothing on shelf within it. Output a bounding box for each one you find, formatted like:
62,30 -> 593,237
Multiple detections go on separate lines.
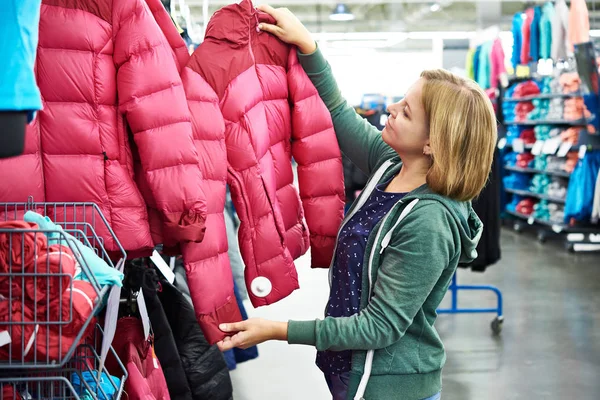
527,99 -> 550,120
530,174 -> 551,194
532,155 -> 548,171
563,97 -> 591,121
547,98 -> 565,120
534,126 -> 552,141
513,81 -> 541,97
516,198 -> 537,215
547,178 -> 568,199
559,72 -> 582,94
504,151 -> 518,167
504,172 -> 531,190
533,200 -> 551,220
520,129 -> 536,144
560,127 -> 580,144
506,126 -> 523,143
516,153 -> 535,168
546,155 -> 568,172
516,102 -> 536,121
548,203 -> 565,223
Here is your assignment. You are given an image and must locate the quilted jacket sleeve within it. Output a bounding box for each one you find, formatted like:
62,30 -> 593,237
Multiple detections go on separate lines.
113,0 -> 207,246
287,50 -> 345,268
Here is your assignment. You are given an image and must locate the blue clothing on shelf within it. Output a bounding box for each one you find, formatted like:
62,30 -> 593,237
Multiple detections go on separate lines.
477,41 -> 493,89
530,6 -> 542,62
23,211 -> 123,287
511,13 -> 525,68
317,180 -> 406,375
503,173 -> 531,191
0,0 -> 42,121
565,151 -> 600,223
71,371 -> 121,400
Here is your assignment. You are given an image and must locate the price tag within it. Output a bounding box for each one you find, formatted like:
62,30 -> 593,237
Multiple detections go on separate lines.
150,250 -> 175,284
137,291 -> 151,341
0,331 -> 11,348
579,145 -> 587,159
497,137 -> 507,150
531,140 -> 545,155
513,139 -> 525,153
557,142 -> 572,157
543,138 -> 561,155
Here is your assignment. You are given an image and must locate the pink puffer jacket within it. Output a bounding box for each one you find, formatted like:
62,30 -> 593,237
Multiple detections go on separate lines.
189,0 -> 345,313
0,0 -> 207,256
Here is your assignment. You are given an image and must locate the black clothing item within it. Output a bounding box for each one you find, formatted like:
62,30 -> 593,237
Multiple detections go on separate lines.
0,112 -> 27,159
144,286 -> 194,400
469,149 -> 502,272
159,280 -> 233,400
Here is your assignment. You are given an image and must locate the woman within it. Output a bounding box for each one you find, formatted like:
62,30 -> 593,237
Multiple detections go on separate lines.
217,5 -> 497,400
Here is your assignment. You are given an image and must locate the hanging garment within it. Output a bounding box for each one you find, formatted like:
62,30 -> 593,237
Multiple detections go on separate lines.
552,0 -> 570,60
469,149 -> 501,272
565,151 -> 600,223
0,0 -> 208,257
477,41 -> 493,89
529,6 -> 542,62
539,2 -> 554,59
511,13 -> 525,69
183,0 -> 344,321
465,48 -> 475,80
159,279 -> 234,400
490,39 -> 506,90
521,8 -> 534,64
105,317 -> 170,400
592,169 -> 600,223
568,0 -> 590,49
473,45 -> 482,83
144,286 -> 194,400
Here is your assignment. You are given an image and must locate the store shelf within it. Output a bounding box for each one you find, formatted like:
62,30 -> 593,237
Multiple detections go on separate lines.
504,165 -> 571,178
504,142 -> 535,150
504,119 -> 588,126
504,93 -> 578,102
505,188 -> 567,204
505,210 -> 567,230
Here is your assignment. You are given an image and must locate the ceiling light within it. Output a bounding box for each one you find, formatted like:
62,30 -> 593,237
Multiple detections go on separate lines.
329,3 -> 355,21
430,3 -> 441,12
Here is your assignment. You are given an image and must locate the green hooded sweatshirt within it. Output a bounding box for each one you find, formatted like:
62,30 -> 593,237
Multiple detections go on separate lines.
286,47 -> 484,400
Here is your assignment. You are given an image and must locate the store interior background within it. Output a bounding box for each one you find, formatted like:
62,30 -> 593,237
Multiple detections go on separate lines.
172,1 -> 600,399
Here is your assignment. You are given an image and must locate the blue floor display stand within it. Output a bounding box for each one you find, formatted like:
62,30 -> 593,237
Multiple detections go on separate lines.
437,273 -> 504,335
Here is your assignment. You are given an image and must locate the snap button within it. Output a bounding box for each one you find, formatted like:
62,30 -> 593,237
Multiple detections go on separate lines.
250,277 -> 272,298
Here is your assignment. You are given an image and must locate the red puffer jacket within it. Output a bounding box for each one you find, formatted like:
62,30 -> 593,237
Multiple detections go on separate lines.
0,0 -> 207,256
189,0 -> 344,315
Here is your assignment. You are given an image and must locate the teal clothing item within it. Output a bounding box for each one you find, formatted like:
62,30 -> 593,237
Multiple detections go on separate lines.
540,3 -> 555,59
477,41 -> 493,89
0,0 -> 42,120
288,46 -> 484,400
530,6 -> 542,62
24,211 -> 124,287
512,13 -> 525,68
71,371 -> 121,400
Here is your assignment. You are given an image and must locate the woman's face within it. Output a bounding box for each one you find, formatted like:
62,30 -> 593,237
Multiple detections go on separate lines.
382,78 -> 431,157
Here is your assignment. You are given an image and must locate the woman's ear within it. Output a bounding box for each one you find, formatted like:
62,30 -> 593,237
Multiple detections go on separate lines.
423,142 -> 433,156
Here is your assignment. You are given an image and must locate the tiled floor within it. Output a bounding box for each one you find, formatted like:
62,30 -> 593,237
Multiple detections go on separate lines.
230,229 -> 600,399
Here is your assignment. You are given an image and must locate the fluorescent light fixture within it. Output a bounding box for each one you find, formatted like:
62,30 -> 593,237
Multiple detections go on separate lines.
430,3 -> 441,12
329,3 -> 355,21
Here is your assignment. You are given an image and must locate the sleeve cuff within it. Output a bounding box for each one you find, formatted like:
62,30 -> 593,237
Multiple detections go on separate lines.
287,320 -> 317,346
297,44 -> 329,75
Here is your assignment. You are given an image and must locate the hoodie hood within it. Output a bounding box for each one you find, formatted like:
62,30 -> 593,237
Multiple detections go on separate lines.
380,161 -> 483,265
204,0 -> 276,46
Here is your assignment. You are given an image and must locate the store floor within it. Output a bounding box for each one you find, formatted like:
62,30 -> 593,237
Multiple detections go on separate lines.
230,228 -> 600,400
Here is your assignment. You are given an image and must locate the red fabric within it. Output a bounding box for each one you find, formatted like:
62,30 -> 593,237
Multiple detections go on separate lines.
0,0 -> 207,254
184,0 -> 344,323
516,199 -> 536,215
106,317 -> 170,400
24,245 -> 76,313
515,102 -> 536,121
513,81 -> 541,98
0,221 -> 47,298
2,385 -> 22,400
521,8 -> 534,64
0,280 -> 96,363
516,153 -> 535,168
519,129 -> 536,144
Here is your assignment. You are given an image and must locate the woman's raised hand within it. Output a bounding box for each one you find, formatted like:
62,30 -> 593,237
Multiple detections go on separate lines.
257,4 -> 317,54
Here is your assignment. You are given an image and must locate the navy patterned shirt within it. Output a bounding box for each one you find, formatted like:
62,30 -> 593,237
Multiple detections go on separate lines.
316,181 -> 406,375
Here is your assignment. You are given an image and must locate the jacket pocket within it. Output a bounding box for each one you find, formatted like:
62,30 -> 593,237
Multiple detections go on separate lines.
372,345 -> 397,374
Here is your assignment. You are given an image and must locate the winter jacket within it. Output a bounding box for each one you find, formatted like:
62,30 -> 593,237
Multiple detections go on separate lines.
106,317 -> 170,400
521,8 -> 534,64
0,0 -> 207,257
159,279 -> 234,400
186,0 -> 345,313
552,0 -> 570,60
568,0 -> 590,49
539,2 -> 555,59
511,13 -> 524,68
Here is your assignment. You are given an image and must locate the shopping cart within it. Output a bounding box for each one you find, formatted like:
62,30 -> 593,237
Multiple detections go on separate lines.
0,200 -> 128,399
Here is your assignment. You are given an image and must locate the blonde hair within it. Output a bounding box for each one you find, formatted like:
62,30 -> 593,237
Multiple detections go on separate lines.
420,69 -> 497,202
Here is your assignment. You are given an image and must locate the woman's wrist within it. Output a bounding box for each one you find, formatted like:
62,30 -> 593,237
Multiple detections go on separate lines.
297,39 -> 317,55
